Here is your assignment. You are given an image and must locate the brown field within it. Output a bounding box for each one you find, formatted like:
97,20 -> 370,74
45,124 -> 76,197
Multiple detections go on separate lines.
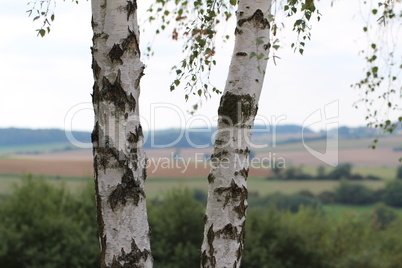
1,141 -> 400,179
0,149 -> 269,178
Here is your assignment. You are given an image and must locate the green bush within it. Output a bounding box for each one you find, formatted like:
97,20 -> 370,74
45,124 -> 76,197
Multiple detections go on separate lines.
383,180 -> 402,208
250,193 -> 321,213
397,165 -> 402,180
2,178 -> 402,268
148,189 -> 204,268
243,208 -> 331,268
369,203 -> 398,230
243,207 -> 402,268
317,191 -> 336,204
326,163 -> 352,180
335,180 -> 375,205
0,176 -> 99,268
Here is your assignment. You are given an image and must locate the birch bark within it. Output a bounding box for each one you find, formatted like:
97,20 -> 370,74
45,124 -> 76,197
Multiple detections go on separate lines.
201,1 -> 271,267
91,0 -> 152,267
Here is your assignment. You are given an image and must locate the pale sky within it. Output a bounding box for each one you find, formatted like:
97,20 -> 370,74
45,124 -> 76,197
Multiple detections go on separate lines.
0,0 -> 393,132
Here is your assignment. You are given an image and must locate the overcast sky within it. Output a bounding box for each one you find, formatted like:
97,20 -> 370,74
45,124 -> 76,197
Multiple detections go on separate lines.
0,0 -> 390,132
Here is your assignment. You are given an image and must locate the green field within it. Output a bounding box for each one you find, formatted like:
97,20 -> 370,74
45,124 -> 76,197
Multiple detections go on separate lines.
0,173 -> 388,198
300,165 -> 397,181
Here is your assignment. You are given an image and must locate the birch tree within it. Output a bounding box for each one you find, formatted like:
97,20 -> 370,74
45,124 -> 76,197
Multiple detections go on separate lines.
90,1 -> 153,267
28,0 -> 153,266
200,1 -> 271,266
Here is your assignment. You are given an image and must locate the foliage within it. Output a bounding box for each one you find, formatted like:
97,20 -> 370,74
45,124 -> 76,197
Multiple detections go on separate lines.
326,163 -> 352,180
397,165 -> 402,180
148,189 -> 204,268
243,207 -> 402,268
354,0 -> 402,156
369,203 -> 398,230
268,163 -> 382,181
335,180 -> 375,205
1,180 -> 402,267
382,180 -> 402,208
26,0 -> 80,37
250,192 -> 321,213
145,0 -> 321,108
243,208 -> 331,268
0,175 -> 99,268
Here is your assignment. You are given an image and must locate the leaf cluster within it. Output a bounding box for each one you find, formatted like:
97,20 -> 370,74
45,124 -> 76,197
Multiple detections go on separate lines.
354,0 -> 402,157
26,0 -> 80,37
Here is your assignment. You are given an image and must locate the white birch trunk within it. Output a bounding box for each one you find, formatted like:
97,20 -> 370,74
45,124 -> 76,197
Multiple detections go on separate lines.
201,1 -> 271,267
91,0 -> 153,267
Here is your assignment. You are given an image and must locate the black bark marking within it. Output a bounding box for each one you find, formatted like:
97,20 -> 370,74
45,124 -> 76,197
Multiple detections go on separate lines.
108,44 -> 124,63
234,186 -> 248,218
108,167 -> 145,210
203,214 -> 208,224
122,28 -> 140,54
218,92 -> 257,126
101,72 -> 136,113
201,224 -> 216,267
236,221 -> 246,262
92,122 -> 100,145
234,168 -> 248,179
92,59 -> 101,80
214,139 -> 225,146
234,148 -> 250,155
211,149 -> 229,160
214,179 -> 245,208
207,173 -> 215,184
216,224 -> 238,240
235,27 -> 243,35
110,239 -> 151,268
142,166 -> 147,181
91,16 -> 98,29
236,52 -> 247,57
238,9 -> 270,29
126,1 -> 137,21
93,154 -> 107,267
92,82 -> 100,106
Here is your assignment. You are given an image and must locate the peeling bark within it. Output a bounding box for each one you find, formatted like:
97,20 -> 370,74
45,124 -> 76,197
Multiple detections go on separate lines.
201,0 -> 271,267
91,0 -> 152,267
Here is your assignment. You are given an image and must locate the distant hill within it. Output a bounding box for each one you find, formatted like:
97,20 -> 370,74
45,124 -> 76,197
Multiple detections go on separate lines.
0,125 -> 379,153
0,128 -> 90,147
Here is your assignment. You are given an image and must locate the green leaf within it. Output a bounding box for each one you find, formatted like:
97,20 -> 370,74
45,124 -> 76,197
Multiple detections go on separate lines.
256,37 -> 264,45
198,89 -> 202,96
174,79 -> 180,86
38,29 -> 46,37
230,0 -> 237,6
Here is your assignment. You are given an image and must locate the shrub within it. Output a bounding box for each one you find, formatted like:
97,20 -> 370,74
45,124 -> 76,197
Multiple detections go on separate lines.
397,165 -> 402,180
252,193 -> 321,213
148,189 -> 204,268
369,203 -> 398,230
335,181 -> 375,205
243,208 -> 332,268
317,191 -> 336,204
327,163 -> 352,180
383,180 -> 402,208
0,176 -> 99,268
